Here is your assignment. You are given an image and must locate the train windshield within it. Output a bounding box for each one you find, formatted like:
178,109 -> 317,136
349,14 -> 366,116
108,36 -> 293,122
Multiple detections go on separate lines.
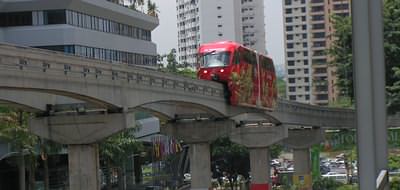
198,51 -> 231,68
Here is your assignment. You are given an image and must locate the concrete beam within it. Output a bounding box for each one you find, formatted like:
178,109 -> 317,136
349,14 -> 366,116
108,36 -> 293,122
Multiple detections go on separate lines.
29,112 -> 135,144
230,125 -> 288,148
283,128 -> 325,149
160,120 -> 235,143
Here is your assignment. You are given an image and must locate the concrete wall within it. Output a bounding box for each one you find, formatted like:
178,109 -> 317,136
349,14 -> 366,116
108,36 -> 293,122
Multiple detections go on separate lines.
199,0 -> 242,44
1,25 -> 157,55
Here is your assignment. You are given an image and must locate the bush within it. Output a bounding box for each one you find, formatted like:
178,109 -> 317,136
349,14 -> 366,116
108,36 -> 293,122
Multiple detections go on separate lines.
312,177 -> 342,190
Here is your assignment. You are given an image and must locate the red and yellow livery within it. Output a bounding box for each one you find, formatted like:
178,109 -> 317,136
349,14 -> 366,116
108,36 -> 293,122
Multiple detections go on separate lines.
197,41 -> 277,110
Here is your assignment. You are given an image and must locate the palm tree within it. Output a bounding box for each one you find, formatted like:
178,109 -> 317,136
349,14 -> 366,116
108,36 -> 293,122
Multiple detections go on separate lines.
147,0 -> 160,18
129,0 -> 145,11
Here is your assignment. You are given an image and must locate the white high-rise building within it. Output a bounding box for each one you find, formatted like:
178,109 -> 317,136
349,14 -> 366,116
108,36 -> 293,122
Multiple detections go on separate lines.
242,0 -> 266,54
176,0 -> 266,67
283,0 -> 312,104
283,0 -> 351,105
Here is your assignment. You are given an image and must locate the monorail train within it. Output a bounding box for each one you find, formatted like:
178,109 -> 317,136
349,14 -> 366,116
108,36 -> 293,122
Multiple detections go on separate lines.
197,41 -> 277,110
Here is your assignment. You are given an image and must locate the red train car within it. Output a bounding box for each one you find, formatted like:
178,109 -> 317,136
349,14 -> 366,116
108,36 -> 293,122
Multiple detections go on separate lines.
197,41 -> 277,110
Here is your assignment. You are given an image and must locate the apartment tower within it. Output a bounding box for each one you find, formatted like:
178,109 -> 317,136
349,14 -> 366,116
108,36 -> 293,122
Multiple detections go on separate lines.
176,0 -> 266,67
283,0 -> 351,105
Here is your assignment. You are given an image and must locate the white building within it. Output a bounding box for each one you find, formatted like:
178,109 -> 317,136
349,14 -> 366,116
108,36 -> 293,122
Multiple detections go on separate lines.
0,0 -> 159,67
176,0 -> 266,67
242,0 -> 266,54
283,0 -> 312,104
283,0 -> 351,105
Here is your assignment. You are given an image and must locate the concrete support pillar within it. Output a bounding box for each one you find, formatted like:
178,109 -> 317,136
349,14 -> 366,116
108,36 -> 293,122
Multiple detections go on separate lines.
28,112 -> 134,190
161,120 -> 235,190
249,148 -> 270,190
68,144 -> 100,190
293,148 -> 310,176
189,143 -> 211,190
283,128 -> 324,190
230,125 -> 288,190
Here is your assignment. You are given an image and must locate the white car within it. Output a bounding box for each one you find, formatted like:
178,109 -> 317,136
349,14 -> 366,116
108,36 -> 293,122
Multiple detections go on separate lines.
322,172 -> 348,184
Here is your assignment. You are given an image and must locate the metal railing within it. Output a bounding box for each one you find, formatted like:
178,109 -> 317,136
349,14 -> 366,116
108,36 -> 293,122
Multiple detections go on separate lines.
376,170 -> 389,190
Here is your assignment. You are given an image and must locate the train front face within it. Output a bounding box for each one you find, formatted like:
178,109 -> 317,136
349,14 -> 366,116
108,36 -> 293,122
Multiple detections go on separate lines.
197,44 -> 235,83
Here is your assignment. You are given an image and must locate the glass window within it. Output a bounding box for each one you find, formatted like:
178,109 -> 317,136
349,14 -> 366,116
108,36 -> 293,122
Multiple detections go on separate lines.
0,11 -> 33,27
199,51 -> 231,68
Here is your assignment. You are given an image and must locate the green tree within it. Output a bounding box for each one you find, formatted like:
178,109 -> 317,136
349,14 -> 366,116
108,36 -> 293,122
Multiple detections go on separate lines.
389,153 -> 400,170
277,77 -> 286,98
327,0 -> 400,111
176,68 -> 197,79
146,0 -> 159,18
99,129 -> 143,190
387,67 -> 400,113
391,177 -> 400,190
129,0 -> 145,10
312,177 -> 342,190
384,0 -> 400,113
166,49 -> 179,73
0,109 -> 37,190
327,15 -> 353,103
211,137 -> 249,190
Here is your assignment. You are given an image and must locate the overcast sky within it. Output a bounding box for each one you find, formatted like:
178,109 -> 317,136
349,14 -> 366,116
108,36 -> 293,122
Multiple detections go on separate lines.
151,0 -> 284,66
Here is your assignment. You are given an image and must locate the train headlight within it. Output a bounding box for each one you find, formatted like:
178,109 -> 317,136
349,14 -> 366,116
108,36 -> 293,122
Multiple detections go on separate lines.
220,69 -> 224,73
203,70 -> 208,74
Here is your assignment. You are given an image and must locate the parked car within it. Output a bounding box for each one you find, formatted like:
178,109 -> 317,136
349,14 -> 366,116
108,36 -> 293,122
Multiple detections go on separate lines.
322,172 -> 348,184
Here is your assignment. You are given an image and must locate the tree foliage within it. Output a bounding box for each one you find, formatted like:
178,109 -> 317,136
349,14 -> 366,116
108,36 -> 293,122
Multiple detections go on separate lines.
327,0 -> 400,112
128,0 -> 144,10
210,137 -> 283,190
100,129 -> 143,165
387,67 -> 400,113
99,129 -> 144,189
327,15 -> 353,102
146,0 -> 159,18
389,153 -> 400,170
158,49 -> 197,78
384,0 -> 400,113
0,109 -> 37,154
277,77 -> 286,98
312,177 -> 343,190
211,137 -> 249,190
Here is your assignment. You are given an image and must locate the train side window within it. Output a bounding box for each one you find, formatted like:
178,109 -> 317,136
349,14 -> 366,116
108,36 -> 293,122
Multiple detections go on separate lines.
239,47 -> 256,65
234,50 -> 240,64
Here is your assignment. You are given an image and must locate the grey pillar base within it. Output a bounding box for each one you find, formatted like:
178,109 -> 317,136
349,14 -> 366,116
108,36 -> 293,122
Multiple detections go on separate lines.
68,144 -> 100,190
189,143 -> 211,190
293,148 -> 311,175
284,128 -> 323,190
161,120 -> 235,190
249,148 -> 270,190
230,125 -> 288,190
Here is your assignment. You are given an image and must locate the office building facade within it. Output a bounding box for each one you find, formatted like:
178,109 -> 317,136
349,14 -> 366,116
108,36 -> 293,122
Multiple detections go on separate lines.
0,0 -> 159,67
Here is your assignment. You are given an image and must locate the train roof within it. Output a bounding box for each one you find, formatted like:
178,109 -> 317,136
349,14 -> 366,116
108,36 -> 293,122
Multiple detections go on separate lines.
199,41 -> 273,60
